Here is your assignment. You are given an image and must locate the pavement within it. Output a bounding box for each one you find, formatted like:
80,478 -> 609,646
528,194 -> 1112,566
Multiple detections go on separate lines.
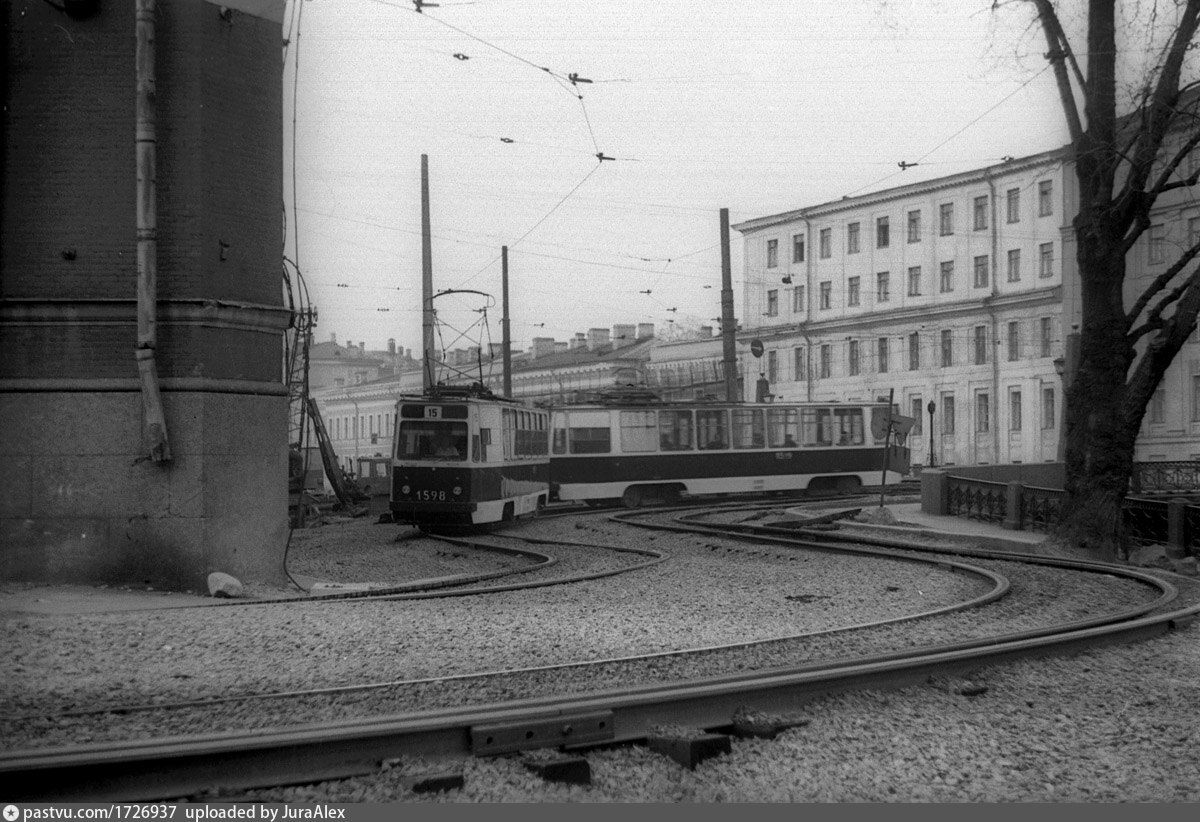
0,502 -> 1055,616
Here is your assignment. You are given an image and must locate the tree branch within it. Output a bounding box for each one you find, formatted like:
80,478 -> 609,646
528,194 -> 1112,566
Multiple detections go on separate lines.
1030,0 -> 1084,142
1127,237 -> 1200,325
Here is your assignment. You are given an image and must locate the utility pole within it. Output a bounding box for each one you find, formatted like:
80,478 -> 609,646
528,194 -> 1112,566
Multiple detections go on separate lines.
502,245 -> 512,398
421,154 -> 435,394
720,208 -> 738,402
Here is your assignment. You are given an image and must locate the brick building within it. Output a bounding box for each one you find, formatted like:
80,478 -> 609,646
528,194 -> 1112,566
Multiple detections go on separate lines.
1,0 -> 288,589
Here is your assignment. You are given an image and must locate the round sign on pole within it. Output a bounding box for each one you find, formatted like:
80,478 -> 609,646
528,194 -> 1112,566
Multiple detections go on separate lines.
750,339 -> 764,358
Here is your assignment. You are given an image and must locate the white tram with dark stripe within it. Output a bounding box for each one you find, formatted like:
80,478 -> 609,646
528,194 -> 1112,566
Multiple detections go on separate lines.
549,397 -> 911,507
390,386 -> 550,530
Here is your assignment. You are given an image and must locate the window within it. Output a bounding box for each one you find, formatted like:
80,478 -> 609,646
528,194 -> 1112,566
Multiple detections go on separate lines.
766,238 -> 778,268
819,228 -> 832,259
876,271 -> 890,302
1148,224 -> 1166,264
973,195 -> 988,230
1007,188 -> 1020,223
819,344 -> 832,378
792,285 -> 805,313
1007,321 -> 1020,361
848,340 -> 860,376
975,391 -> 990,433
619,410 -> 658,453
793,233 -> 806,263
877,337 -> 889,373
1148,387 -> 1165,424
1039,243 -> 1054,278
1040,317 -> 1053,357
1010,389 -> 1023,431
847,276 -> 861,307
697,410 -> 729,449
1042,387 -> 1056,429
939,260 -> 954,293
659,409 -> 694,450
907,210 -> 921,243
910,397 -> 923,435
907,266 -> 921,296
819,281 -> 832,309
767,407 -> 800,447
973,255 -> 989,288
801,407 -> 833,446
939,203 -> 954,235
833,408 -> 865,445
847,222 -> 861,254
567,426 -> 611,454
1038,180 -> 1053,216
766,289 -> 779,316
1193,374 -> 1200,422
793,346 -> 807,381
1007,249 -> 1021,282
908,332 -> 920,370
943,394 -> 956,435
941,329 -> 953,367
732,408 -> 765,449
973,325 -> 987,365
766,349 -> 778,382
876,216 -> 890,248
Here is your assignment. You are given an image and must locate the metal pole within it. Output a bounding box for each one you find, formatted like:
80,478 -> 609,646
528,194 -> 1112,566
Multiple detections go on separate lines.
421,155 -> 435,395
879,388 -> 893,507
719,208 -> 738,402
502,245 -> 512,398
927,400 -> 936,468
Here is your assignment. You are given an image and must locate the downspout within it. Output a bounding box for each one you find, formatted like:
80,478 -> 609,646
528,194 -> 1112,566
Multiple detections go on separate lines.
136,0 -> 171,461
985,168 -> 1001,463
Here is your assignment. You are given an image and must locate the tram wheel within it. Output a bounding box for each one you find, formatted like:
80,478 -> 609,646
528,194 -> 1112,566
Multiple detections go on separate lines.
621,487 -> 644,508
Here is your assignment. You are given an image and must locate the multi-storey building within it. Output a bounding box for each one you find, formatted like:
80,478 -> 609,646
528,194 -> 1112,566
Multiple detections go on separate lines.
735,138 -> 1200,467
734,149 -> 1069,468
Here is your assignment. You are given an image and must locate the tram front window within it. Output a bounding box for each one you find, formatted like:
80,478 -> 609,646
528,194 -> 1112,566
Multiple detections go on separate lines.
399,421 -> 469,461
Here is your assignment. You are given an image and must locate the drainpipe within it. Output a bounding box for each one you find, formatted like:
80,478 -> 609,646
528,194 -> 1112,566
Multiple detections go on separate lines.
985,168 -> 1001,463
136,0 -> 171,462
803,216 -> 813,402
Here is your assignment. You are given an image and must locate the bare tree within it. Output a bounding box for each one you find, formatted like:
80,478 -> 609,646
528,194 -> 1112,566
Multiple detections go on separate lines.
1020,0 -> 1200,557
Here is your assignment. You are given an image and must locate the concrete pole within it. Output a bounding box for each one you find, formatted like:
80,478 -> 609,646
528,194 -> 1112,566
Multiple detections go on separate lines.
421,155 -> 435,394
720,208 -> 738,402
502,246 -> 512,398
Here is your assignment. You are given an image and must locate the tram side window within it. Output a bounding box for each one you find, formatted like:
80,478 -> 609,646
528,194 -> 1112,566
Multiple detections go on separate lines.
767,408 -> 800,447
620,410 -> 658,453
732,409 -> 765,448
569,427 -> 611,454
552,427 -> 568,455
658,410 -> 694,451
697,409 -> 729,450
801,408 -> 833,446
833,408 -> 865,445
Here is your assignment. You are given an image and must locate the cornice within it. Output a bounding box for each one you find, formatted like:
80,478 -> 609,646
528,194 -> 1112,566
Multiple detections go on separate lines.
0,298 -> 294,333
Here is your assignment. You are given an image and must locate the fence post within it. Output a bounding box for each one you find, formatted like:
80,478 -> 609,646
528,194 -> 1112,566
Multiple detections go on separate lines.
921,470 -> 948,515
1166,499 -> 1188,559
1003,482 -> 1023,531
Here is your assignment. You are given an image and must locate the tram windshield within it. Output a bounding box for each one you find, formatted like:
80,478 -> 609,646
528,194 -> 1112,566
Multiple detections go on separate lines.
397,420 -> 469,461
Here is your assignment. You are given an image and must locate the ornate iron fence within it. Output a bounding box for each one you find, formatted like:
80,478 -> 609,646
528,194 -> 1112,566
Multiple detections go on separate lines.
1122,497 -> 1170,546
1018,485 -> 1065,533
946,477 -> 1006,524
1131,461 -> 1200,494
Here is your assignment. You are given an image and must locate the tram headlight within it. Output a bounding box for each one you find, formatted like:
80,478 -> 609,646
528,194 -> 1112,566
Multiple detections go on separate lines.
452,486 -> 462,496
401,484 -> 411,495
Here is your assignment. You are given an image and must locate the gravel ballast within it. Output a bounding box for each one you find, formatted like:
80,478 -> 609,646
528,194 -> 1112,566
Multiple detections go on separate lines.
3,510 -> 1198,802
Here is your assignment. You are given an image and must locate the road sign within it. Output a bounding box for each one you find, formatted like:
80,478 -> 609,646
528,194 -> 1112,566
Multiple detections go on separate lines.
750,339 -> 764,358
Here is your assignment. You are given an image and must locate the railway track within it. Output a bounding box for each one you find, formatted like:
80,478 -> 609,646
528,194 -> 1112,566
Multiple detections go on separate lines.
2,495 -> 1196,801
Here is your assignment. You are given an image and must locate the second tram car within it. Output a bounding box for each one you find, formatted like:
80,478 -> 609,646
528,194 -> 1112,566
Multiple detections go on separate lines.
390,387 -> 550,530
549,397 -> 910,507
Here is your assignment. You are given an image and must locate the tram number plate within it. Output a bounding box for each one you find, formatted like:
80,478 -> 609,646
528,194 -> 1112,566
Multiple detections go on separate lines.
775,452 -> 793,460
415,489 -> 447,501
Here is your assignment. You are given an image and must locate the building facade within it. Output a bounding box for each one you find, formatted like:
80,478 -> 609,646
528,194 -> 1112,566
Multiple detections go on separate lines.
734,150 -> 1070,469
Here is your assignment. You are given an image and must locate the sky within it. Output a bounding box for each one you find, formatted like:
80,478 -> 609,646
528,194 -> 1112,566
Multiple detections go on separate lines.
282,0 -> 1074,358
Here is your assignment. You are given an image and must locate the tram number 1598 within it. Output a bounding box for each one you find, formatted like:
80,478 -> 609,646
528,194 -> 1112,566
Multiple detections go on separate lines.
415,489 -> 447,501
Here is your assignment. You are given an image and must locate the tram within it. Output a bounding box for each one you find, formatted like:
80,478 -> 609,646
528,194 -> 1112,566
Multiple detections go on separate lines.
548,394 -> 911,507
390,385 -> 551,530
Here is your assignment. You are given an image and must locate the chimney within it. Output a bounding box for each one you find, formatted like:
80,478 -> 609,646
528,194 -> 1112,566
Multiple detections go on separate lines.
388,338 -> 396,355
612,324 -> 636,349
637,323 -> 654,340
587,327 -> 610,350
569,332 -> 587,350
699,325 -> 714,338
330,333 -> 337,344
359,342 -> 366,353
529,337 -> 556,360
